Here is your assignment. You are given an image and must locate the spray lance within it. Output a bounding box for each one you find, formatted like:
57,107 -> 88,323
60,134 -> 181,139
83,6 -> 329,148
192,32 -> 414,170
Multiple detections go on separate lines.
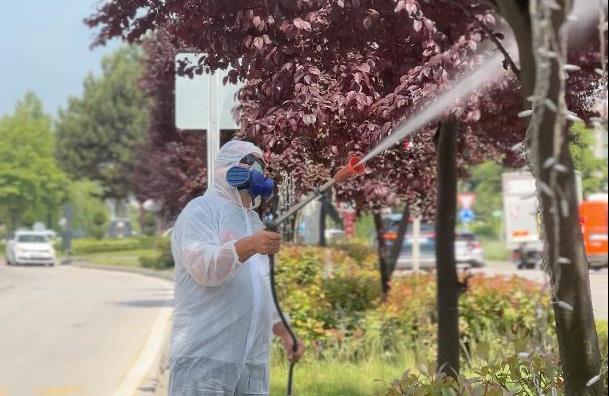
263,153 -> 365,396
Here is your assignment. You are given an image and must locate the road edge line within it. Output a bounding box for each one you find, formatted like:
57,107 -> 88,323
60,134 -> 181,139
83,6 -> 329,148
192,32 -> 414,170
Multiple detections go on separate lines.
112,305 -> 173,396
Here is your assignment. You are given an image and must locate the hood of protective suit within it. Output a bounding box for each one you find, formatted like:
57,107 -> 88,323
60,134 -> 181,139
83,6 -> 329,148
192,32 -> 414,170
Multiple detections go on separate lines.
213,140 -> 264,207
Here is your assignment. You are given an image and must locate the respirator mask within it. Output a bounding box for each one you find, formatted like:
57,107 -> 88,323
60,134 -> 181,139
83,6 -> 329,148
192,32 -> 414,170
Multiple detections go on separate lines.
226,153 -> 275,208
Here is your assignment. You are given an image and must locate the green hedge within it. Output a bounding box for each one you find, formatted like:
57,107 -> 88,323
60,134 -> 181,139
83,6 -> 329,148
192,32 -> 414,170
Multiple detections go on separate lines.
273,243 -> 556,362
71,237 -> 155,255
140,237 -> 174,270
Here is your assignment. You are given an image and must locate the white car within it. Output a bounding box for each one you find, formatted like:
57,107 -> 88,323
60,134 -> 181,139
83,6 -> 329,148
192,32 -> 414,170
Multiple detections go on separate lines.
5,232 -> 56,266
455,232 -> 485,268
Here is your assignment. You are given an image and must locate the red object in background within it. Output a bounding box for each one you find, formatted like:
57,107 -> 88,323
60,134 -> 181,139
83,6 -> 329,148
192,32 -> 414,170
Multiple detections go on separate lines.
341,205 -> 357,239
579,199 -> 608,267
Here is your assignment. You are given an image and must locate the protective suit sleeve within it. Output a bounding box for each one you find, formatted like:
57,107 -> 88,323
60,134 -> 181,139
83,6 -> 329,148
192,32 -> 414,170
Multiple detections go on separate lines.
173,202 -> 241,287
271,305 -> 283,326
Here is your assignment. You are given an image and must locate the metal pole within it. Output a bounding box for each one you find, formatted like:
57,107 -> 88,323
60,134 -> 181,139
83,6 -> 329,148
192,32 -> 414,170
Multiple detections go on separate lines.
207,73 -> 220,189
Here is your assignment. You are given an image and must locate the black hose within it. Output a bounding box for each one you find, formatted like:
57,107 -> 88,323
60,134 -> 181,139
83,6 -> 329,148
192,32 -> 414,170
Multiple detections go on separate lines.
268,252 -> 298,396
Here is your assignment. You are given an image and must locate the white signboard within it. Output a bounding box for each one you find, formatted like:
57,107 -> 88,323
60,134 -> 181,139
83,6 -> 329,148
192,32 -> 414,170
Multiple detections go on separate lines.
174,53 -> 242,187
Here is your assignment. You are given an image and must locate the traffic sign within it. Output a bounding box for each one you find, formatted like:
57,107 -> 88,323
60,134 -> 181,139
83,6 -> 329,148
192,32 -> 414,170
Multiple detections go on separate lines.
459,208 -> 475,223
458,192 -> 476,209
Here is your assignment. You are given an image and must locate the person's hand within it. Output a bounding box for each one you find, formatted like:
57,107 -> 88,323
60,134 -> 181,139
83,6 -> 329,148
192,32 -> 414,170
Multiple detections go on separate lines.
250,230 -> 281,255
235,230 -> 281,262
281,335 -> 305,363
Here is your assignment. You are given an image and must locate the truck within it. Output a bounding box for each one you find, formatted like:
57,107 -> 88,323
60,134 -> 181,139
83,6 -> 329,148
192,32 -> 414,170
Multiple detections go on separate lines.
502,171 -> 544,269
579,194 -> 608,269
502,170 -> 583,269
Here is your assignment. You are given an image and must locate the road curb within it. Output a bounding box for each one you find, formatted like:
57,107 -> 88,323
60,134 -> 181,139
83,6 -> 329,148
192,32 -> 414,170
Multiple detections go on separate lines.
71,260 -> 174,396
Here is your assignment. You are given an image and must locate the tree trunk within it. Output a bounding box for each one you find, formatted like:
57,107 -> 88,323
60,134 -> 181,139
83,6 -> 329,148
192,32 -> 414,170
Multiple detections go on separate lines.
497,2 -> 602,394
388,205 -> 410,275
319,198 -> 327,247
373,212 -> 391,297
435,117 -> 460,377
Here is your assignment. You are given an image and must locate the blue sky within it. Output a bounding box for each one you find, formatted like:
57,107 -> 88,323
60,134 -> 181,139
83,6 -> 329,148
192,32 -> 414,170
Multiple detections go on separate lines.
0,0 -> 118,118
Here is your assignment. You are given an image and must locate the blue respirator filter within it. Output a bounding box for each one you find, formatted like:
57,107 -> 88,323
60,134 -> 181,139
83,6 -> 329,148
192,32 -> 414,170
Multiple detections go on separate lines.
226,166 -> 275,200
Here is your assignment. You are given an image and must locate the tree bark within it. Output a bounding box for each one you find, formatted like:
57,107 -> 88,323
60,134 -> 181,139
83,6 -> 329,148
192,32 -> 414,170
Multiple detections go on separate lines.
388,204 -> 410,275
374,212 -> 391,297
435,117 -> 460,377
374,205 -> 410,298
497,2 -> 603,394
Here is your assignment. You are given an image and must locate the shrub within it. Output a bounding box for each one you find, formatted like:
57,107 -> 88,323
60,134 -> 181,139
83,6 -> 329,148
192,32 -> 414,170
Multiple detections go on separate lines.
324,246 -> 381,314
274,244 -> 555,364
383,350 -> 566,396
459,275 -> 552,343
333,241 -> 377,265
140,237 -> 174,269
275,246 -> 333,344
90,210 -> 108,239
471,220 -> 500,239
71,236 -> 155,255
140,212 -> 157,236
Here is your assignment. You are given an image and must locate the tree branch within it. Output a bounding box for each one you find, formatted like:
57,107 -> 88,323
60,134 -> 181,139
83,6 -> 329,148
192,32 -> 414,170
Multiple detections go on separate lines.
452,1 -> 520,76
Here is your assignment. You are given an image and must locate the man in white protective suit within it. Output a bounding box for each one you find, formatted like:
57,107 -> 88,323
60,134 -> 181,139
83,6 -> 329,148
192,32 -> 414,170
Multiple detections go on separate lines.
169,140 -> 304,396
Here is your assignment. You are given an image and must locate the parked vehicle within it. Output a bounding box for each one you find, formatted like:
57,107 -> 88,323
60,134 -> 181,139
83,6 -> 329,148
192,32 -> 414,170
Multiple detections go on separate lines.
396,231 -> 436,270
107,219 -> 134,238
455,232 -> 485,268
5,231 -> 56,266
580,195 -> 608,269
383,214 -> 484,270
502,172 -> 543,269
382,214 -> 434,242
503,171 -> 583,269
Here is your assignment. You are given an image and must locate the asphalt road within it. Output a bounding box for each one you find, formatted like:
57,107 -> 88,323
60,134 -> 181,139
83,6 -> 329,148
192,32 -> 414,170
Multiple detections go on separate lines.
0,264 -> 173,396
475,263 -> 608,320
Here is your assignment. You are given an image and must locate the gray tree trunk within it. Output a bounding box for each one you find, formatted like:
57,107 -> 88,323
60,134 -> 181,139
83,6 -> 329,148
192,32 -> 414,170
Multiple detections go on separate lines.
374,212 -> 392,297
388,204 -> 410,275
435,117 -> 460,376
497,2 -> 603,394
374,205 -> 410,298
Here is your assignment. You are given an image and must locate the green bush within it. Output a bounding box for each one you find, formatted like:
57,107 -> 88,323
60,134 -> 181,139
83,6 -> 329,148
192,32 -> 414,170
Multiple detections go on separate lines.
459,275 -> 552,342
384,347 -> 608,395
140,237 -> 174,269
383,351 -> 566,396
90,210 -> 108,239
72,236 -> 155,255
333,241 -> 377,265
470,220 -> 500,239
275,244 -> 553,364
140,212 -> 157,236
481,239 -> 509,262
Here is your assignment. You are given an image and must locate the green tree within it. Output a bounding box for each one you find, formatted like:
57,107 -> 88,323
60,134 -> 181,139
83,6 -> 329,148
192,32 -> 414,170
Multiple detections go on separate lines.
0,93 -> 68,231
570,122 -> 608,196
55,45 -> 148,201
467,160 -> 503,238
65,180 -> 108,237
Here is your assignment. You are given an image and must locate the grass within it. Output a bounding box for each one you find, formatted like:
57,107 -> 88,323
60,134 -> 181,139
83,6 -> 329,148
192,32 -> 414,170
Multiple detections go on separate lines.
270,356 -> 412,396
481,239 -> 509,262
73,248 -> 154,267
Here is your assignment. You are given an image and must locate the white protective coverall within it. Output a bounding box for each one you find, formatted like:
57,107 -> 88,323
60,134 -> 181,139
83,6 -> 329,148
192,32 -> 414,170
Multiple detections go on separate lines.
169,140 -> 281,396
